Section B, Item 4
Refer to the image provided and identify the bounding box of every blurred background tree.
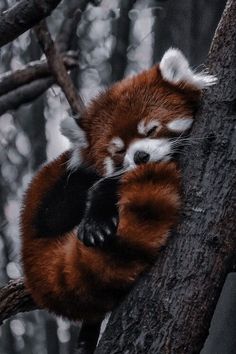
[0,0,229,353]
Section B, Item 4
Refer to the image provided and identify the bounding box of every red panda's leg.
[118,162,181,254]
[77,320,102,354]
[33,165,100,238]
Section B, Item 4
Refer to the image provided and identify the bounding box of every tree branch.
[0,77,54,116]
[34,20,86,116]
[0,0,62,48]
[96,0,236,353]
[0,278,37,325]
[0,52,78,96]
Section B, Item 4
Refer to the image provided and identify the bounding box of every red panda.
[20,49,215,347]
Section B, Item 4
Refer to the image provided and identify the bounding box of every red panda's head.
[61,49,216,176]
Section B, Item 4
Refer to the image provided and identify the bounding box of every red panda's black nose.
[134,151,150,165]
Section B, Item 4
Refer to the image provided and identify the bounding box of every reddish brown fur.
[21,153,180,322]
[21,64,200,322]
[81,66,200,174]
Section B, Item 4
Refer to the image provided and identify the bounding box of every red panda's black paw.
[77,215,118,248]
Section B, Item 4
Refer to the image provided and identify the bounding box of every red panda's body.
[22,150,180,322]
[20,49,215,326]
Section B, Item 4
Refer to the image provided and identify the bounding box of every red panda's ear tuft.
[60,117,89,170]
[60,117,88,147]
[159,48,217,89]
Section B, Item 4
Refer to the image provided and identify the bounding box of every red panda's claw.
[96,231,105,244]
[84,235,95,247]
[112,217,118,227]
[77,215,118,248]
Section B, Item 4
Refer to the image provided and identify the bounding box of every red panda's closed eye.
[146,125,158,137]
[116,148,126,155]
[60,48,216,176]
[138,120,162,137]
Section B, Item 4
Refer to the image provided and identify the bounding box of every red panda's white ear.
[159,48,217,89]
[60,117,88,147]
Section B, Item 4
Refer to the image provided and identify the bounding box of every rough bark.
[0,279,37,325]
[0,0,62,48]
[0,52,78,96]
[96,1,236,353]
[34,20,86,116]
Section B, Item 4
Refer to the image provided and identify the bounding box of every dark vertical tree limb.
[153,1,192,63]
[34,20,86,116]
[96,0,236,353]
[57,0,89,53]
[110,0,137,82]
[152,0,227,66]
[189,0,227,66]
[0,0,62,48]
[56,0,89,89]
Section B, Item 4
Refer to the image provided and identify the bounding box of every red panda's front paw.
[77,175,120,247]
[77,214,118,248]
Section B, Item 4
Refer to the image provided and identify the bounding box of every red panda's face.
[61,49,216,175]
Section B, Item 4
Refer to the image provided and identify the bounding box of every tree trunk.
[96,1,236,353]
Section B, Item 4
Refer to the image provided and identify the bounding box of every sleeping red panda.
[20,49,216,349]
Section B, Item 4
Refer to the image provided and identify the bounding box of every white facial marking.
[167,117,193,133]
[60,117,88,170]
[104,157,115,176]
[138,119,161,136]
[137,120,145,135]
[108,137,124,154]
[160,48,217,89]
[124,138,171,169]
